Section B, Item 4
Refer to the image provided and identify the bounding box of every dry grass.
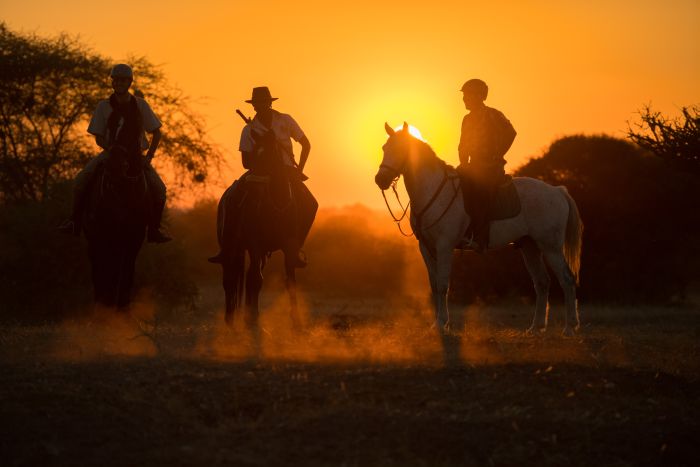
[1,296,699,466]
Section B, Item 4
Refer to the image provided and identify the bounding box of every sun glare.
[394,124,426,142]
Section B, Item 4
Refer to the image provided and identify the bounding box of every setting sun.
[1,2,700,465]
[3,1,697,209]
[393,124,426,142]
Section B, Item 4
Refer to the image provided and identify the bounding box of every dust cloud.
[48,291,160,361]
[34,204,631,369]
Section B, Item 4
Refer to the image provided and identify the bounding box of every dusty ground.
[1,296,699,466]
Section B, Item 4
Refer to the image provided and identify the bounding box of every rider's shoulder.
[272,110,293,121]
[485,106,508,120]
[95,99,111,111]
[133,95,154,110]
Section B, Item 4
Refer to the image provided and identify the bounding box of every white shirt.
[239,110,305,167]
[87,95,162,151]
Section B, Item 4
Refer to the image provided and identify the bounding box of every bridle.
[379,155,460,239]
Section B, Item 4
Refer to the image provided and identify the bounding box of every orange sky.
[3,0,699,208]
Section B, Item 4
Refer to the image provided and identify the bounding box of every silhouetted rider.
[209,86,317,267]
[58,64,171,243]
[457,78,516,251]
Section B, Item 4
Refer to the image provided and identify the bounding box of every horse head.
[104,145,145,182]
[375,122,414,190]
[250,128,284,176]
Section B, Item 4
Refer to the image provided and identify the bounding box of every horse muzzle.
[375,168,395,190]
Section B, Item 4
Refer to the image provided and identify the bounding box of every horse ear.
[402,122,409,132]
[385,122,395,136]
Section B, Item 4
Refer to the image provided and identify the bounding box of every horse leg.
[418,242,439,321]
[116,250,137,311]
[116,231,143,311]
[434,246,454,331]
[245,250,264,329]
[543,249,579,336]
[223,274,234,326]
[283,241,300,331]
[94,240,119,309]
[223,252,245,327]
[420,241,451,330]
[519,238,550,334]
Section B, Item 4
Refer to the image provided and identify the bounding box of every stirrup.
[57,219,80,236]
[460,231,484,253]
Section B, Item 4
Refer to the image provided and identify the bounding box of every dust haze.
[6,203,679,372]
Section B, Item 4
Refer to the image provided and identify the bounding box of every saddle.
[488,175,521,221]
[460,174,521,221]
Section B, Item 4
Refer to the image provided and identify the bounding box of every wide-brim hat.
[245,86,278,103]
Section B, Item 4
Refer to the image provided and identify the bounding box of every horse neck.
[403,149,447,212]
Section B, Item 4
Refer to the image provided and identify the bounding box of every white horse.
[375,123,583,336]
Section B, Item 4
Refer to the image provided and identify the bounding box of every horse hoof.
[562,326,575,337]
[431,321,450,333]
[525,326,544,336]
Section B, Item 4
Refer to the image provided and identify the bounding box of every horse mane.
[385,131,444,163]
[409,134,452,172]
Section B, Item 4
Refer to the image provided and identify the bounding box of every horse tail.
[559,186,583,285]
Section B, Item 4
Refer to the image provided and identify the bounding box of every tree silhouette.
[0,24,221,322]
[516,135,700,303]
[628,104,700,175]
[0,23,223,205]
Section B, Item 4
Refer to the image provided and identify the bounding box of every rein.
[413,171,460,235]
[380,162,460,239]
[381,179,413,236]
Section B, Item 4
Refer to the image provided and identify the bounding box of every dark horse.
[82,148,149,309]
[215,130,301,328]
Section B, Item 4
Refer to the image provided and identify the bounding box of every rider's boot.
[294,248,307,268]
[58,190,86,236]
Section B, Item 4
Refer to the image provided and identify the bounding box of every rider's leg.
[473,169,505,251]
[144,164,171,243]
[466,176,488,250]
[58,151,108,235]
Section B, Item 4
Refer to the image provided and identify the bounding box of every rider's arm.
[146,128,161,162]
[498,117,516,157]
[241,151,254,169]
[95,134,108,150]
[298,135,311,172]
[458,115,469,165]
